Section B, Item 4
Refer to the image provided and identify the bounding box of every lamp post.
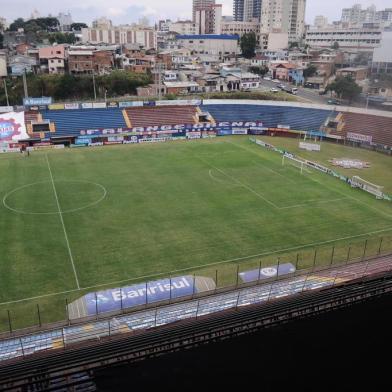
[92,71,97,101]
[3,79,9,106]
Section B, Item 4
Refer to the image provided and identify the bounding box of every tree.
[303,64,317,78]
[249,66,269,76]
[332,41,340,50]
[9,18,25,31]
[49,32,77,44]
[326,75,362,103]
[240,32,257,59]
[70,23,88,31]
[354,52,371,66]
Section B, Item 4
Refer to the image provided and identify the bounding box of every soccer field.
[1,136,392,330]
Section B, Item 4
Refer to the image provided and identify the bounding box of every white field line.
[230,139,392,216]
[1,226,392,306]
[279,197,349,210]
[198,155,279,209]
[304,169,392,220]
[45,154,80,289]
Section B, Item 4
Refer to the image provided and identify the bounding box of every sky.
[0,0,391,26]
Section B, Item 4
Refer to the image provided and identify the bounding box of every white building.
[0,17,8,31]
[266,32,289,51]
[341,4,392,29]
[306,27,382,51]
[92,17,113,29]
[314,15,328,29]
[221,20,259,38]
[169,21,198,35]
[57,12,73,31]
[82,26,157,50]
[229,71,260,90]
[371,31,392,73]
[260,0,306,43]
[176,34,239,57]
[0,53,7,77]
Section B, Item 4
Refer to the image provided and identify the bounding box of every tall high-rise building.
[233,0,262,22]
[192,0,216,22]
[195,4,222,34]
[260,0,306,43]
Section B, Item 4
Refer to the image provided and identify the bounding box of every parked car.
[270,88,279,93]
[278,84,285,90]
[263,76,272,81]
[272,79,280,83]
[327,99,340,105]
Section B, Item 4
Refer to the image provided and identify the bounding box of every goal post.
[282,154,306,174]
[350,176,384,199]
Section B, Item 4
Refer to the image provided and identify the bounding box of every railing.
[0,251,392,364]
[1,233,391,337]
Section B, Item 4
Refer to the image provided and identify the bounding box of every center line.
[45,154,80,289]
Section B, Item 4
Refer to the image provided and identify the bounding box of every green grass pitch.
[0,136,392,329]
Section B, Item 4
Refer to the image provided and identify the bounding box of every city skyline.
[1,0,391,26]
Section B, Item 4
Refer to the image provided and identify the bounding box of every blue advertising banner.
[79,121,263,137]
[85,275,196,315]
[23,97,53,106]
[239,263,296,283]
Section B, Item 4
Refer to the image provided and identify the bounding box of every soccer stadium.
[1,99,392,388]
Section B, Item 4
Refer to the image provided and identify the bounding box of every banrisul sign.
[23,97,52,106]
[84,276,196,315]
[79,121,263,136]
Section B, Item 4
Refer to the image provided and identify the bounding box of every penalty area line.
[45,154,80,290]
[2,226,392,306]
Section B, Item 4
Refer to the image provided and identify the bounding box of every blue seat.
[42,109,126,137]
[202,104,333,132]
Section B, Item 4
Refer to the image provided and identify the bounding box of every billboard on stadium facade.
[118,101,143,108]
[0,106,14,113]
[0,112,29,142]
[64,103,80,110]
[48,104,65,110]
[347,132,372,143]
[23,97,52,106]
[81,102,93,109]
[239,263,296,283]
[84,276,197,315]
[92,102,107,109]
[156,99,202,106]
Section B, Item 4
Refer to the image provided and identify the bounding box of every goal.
[282,154,308,174]
[350,176,384,199]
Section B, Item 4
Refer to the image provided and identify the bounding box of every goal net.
[350,176,384,199]
[282,154,309,174]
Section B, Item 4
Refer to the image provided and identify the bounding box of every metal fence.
[1,249,392,363]
[1,233,392,337]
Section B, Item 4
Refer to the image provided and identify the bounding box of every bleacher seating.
[41,108,127,137]
[125,106,198,128]
[202,104,334,132]
[333,112,392,147]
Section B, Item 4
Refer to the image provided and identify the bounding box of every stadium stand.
[202,104,333,132]
[41,108,127,136]
[335,112,392,146]
[124,105,199,128]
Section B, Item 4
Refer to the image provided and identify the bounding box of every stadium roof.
[176,34,239,40]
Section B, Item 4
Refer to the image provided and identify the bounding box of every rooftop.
[176,34,239,40]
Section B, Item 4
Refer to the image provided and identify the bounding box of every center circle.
[3,180,107,215]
